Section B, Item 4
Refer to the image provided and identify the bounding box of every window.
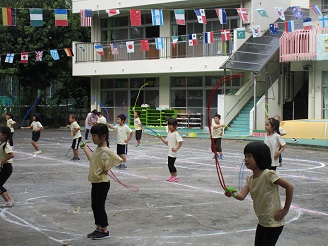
[323,0,328,12]
[322,72,328,118]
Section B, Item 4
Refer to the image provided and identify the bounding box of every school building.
[71,0,327,138]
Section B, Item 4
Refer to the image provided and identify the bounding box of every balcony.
[74,34,232,63]
[280,28,328,62]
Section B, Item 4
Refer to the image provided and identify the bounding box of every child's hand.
[224,191,234,197]
[274,152,280,159]
[274,208,288,221]
[172,148,178,152]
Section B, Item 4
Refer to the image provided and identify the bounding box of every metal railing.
[75,34,233,63]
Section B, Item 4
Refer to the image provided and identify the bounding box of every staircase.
[224,99,254,137]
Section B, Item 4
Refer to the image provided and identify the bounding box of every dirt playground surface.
[0,129,327,246]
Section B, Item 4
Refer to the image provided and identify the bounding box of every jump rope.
[207,74,244,193]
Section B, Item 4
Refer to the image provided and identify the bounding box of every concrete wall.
[281,119,328,139]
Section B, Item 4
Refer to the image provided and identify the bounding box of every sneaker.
[71,157,80,161]
[167,176,175,182]
[92,230,110,240]
[212,154,219,159]
[34,150,42,155]
[115,163,122,169]
[121,163,128,169]
[219,155,224,160]
[173,177,179,182]
[87,229,99,238]
[1,200,14,207]
[136,144,141,148]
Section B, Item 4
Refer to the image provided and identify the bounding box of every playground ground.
[0,129,327,246]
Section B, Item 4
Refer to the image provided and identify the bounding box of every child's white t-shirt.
[264,133,286,167]
[166,131,183,158]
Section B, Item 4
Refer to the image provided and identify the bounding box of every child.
[264,117,286,170]
[96,112,107,124]
[225,142,293,246]
[21,113,43,154]
[133,111,143,147]
[67,114,82,161]
[0,126,15,207]
[274,115,286,166]
[5,112,16,149]
[158,118,183,182]
[81,123,122,240]
[85,109,98,141]
[211,113,225,159]
[108,114,133,169]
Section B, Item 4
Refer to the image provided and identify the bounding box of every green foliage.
[0,0,91,109]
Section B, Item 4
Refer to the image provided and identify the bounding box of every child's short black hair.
[97,112,103,116]
[0,126,11,150]
[33,113,41,122]
[244,142,271,170]
[91,109,98,114]
[213,113,221,119]
[70,114,77,120]
[90,123,109,147]
[167,118,178,126]
[117,114,126,123]
[135,111,141,117]
[5,112,13,118]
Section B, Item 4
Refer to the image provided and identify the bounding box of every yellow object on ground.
[280,119,328,139]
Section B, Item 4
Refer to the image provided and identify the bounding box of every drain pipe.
[253,72,258,130]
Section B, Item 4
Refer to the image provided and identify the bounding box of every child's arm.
[80,143,92,160]
[21,126,32,129]
[274,178,294,221]
[274,144,286,160]
[72,127,80,136]
[172,141,183,152]
[225,185,249,201]
[125,132,133,143]
[1,152,14,167]
[158,134,168,145]
[108,124,115,129]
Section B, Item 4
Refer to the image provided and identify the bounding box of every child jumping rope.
[225,142,293,246]
[67,114,82,161]
[81,123,122,240]
[264,117,286,170]
[133,111,143,147]
[158,118,183,182]
[5,112,16,149]
[211,113,225,159]
[21,113,43,155]
[0,126,15,207]
[108,114,133,169]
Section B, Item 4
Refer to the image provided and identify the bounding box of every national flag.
[35,51,43,61]
[155,38,164,50]
[252,25,261,38]
[285,21,294,33]
[220,29,231,41]
[21,52,28,63]
[275,7,285,21]
[64,48,74,57]
[292,6,304,19]
[30,8,43,26]
[130,10,141,26]
[215,8,227,24]
[110,43,119,54]
[171,36,179,47]
[236,28,246,39]
[269,23,279,35]
[5,53,14,63]
[106,9,120,17]
[319,15,328,28]
[94,44,104,55]
[50,50,60,60]
[303,18,312,30]
[126,41,135,53]
[174,9,185,25]
[310,5,322,16]
[2,8,13,26]
[204,31,214,44]
[54,9,68,26]
[256,8,269,18]
[236,8,249,22]
[194,9,207,24]
[141,39,150,51]
[151,9,163,26]
[188,34,197,46]
[80,9,92,26]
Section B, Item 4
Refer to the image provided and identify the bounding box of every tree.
[0,0,90,111]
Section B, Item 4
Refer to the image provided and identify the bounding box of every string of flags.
[0,5,325,28]
[0,48,73,64]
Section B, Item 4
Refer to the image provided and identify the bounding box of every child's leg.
[9,132,14,147]
[168,156,178,177]
[85,129,89,140]
[0,192,11,202]
[121,154,127,163]
[91,182,110,232]
[217,138,223,156]
[0,163,13,202]
[31,141,39,151]
[136,130,142,145]
[73,149,79,158]
[255,223,283,246]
